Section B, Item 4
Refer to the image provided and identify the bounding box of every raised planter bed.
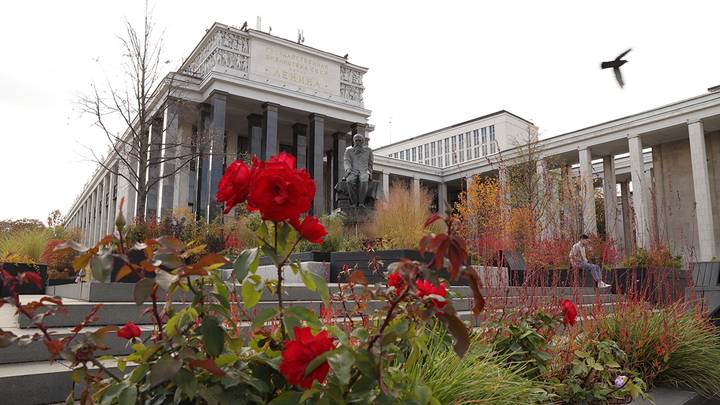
[258,251,330,266]
[48,278,76,286]
[0,262,48,296]
[329,249,470,284]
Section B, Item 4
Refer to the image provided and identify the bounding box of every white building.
[374,111,537,168]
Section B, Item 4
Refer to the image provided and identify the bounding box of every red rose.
[280,326,334,388]
[247,153,315,222]
[560,299,577,327]
[216,160,253,214]
[117,322,142,340]
[387,272,405,290]
[290,216,327,244]
[415,279,448,309]
[19,271,42,289]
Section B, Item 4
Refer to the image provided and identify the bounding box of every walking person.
[570,234,611,289]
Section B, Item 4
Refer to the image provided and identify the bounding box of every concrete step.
[0,324,153,365]
[4,292,621,329]
[0,359,125,405]
[47,282,612,302]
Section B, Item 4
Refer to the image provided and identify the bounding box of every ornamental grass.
[0,227,52,263]
[594,301,720,398]
[369,182,439,249]
[405,328,552,404]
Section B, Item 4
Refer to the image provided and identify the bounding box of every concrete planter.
[0,262,48,296]
[258,251,330,266]
[692,261,720,288]
[329,249,471,284]
[47,278,76,286]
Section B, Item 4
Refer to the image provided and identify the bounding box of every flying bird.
[601,48,632,88]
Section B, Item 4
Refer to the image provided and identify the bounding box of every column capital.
[292,123,308,132]
[308,113,325,122]
[687,118,703,126]
[247,113,262,126]
[351,122,368,133]
[262,102,279,112]
[209,91,228,101]
[627,132,641,139]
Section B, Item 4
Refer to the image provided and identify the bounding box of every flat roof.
[374,110,535,151]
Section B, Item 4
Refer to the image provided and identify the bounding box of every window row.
[388,125,496,167]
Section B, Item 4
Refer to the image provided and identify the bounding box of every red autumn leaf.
[423,213,442,229]
[348,270,368,286]
[190,358,226,377]
[115,265,134,282]
[44,338,65,359]
[461,267,485,315]
[19,271,42,289]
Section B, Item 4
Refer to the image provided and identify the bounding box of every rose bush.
[0,153,486,404]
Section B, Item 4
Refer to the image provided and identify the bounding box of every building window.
[489,125,496,154]
[431,157,436,166]
[431,141,436,158]
[412,147,416,162]
[400,150,405,160]
[465,132,472,160]
[481,127,488,156]
[458,135,464,162]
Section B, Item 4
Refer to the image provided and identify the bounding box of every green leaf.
[133,277,155,305]
[174,368,197,400]
[201,316,225,358]
[233,247,260,281]
[284,316,301,338]
[311,272,329,304]
[118,385,137,405]
[90,253,112,282]
[253,307,279,329]
[150,355,183,387]
[574,350,590,359]
[300,269,317,291]
[286,306,322,328]
[328,349,354,386]
[269,391,303,405]
[242,275,263,308]
[129,363,149,383]
[155,270,179,291]
[304,349,334,377]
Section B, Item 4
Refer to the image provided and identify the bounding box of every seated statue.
[334,134,381,212]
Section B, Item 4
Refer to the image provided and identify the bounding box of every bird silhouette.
[343,53,349,60]
[240,21,248,31]
[601,48,632,88]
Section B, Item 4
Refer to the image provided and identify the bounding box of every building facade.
[65,22,371,245]
[64,22,720,264]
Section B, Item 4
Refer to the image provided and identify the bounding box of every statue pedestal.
[341,206,374,226]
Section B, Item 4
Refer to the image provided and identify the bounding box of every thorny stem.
[150,284,164,340]
[274,221,286,340]
[91,358,122,382]
[345,285,410,397]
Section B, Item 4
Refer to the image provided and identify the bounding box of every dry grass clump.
[368,182,440,249]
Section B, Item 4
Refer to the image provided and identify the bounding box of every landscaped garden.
[1,153,719,404]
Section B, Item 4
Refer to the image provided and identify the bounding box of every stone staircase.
[0,282,621,404]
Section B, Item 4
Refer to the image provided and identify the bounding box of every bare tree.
[79,5,201,222]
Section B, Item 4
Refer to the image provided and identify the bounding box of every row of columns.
[66,169,118,246]
[565,120,716,261]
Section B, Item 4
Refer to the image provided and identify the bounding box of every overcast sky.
[1,0,719,223]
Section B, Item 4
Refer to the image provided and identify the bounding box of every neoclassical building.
[65,22,371,244]
[65,22,720,263]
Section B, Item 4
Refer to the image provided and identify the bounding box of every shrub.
[370,182,438,249]
[405,328,551,404]
[41,239,77,276]
[594,302,720,398]
[623,246,682,269]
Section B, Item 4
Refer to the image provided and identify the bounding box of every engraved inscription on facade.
[258,44,331,92]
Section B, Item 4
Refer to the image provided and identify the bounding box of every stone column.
[99,174,110,239]
[208,94,227,221]
[308,115,325,215]
[146,117,163,219]
[332,132,347,210]
[536,159,549,239]
[107,171,117,234]
[412,177,421,196]
[196,107,211,220]
[619,181,633,255]
[172,122,191,212]
[688,120,717,261]
[89,189,96,245]
[438,182,448,214]
[247,114,263,159]
[602,155,619,243]
[96,183,104,242]
[628,134,650,249]
[578,148,597,234]
[382,172,390,201]
[262,103,279,159]
[292,123,308,170]
[158,102,180,218]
